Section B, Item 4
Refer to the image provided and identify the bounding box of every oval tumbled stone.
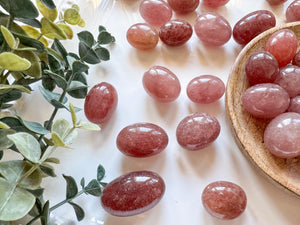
[101,171,165,217]
[116,123,168,157]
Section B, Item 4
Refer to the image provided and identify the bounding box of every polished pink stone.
[176,112,220,151]
[292,51,300,67]
[139,0,172,27]
[202,0,230,8]
[159,19,193,46]
[186,75,225,104]
[84,82,118,124]
[245,51,279,85]
[101,171,165,217]
[275,65,300,97]
[142,65,181,103]
[266,0,287,4]
[116,123,168,158]
[264,112,300,158]
[288,96,300,113]
[194,12,232,46]
[126,23,158,50]
[286,0,300,22]
[167,0,199,14]
[233,10,276,45]
[265,29,298,67]
[202,181,247,220]
[242,83,290,118]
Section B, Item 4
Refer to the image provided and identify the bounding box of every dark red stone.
[167,0,199,14]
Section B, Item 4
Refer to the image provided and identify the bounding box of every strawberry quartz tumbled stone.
[139,0,172,27]
[116,123,168,158]
[126,23,158,50]
[292,51,300,67]
[202,181,247,220]
[202,0,230,8]
[288,96,300,113]
[84,82,118,124]
[159,20,193,46]
[266,0,288,5]
[265,29,298,67]
[264,112,300,158]
[186,75,225,104]
[142,65,181,103]
[176,112,220,151]
[101,171,165,217]
[194,12,232,46]
[167,0,199,14]
[286,0,300,22]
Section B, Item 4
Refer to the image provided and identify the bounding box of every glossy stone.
[264,112,300,158]
[292,51,300,67]
[233,10,276,45]
[245,51,279,85]
[143,66,181,103]
[265,29,298,67]
[194,12,232,46]
[101,171,165,217]
[126,23,158,50]
[139,0,172,26]
[159,19,193,46]
[84,82,118,124]
[266,0,287,4]
[116,123,168,158]
[202,0,230,8]
[242,83,290,118]
[288,96,300,113]
[176,112,220,151]
[167,0,199,14]
[286,0,300,22]
[202,181,247,220]
[186,75,225,104]
[275,65,300,97]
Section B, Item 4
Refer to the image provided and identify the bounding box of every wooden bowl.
[225,22,300,197]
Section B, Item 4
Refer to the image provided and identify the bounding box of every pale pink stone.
[101,171,165,217]
[266,0,287,5]
[194,12,232,46]
[143,65,181,103]
[288,96,300,113]
[242,83,290,118]
[286,0,300,22]
[202,0,230,8]
[187,75,225,104]
[176,112,220,151]
[202,181,247,220]
[264,112,300,158]
[139,0,172,27]
[275,65,300,97]
[167,0,199,14]
[116,123,168,158]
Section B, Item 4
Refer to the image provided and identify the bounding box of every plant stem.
[36,34,43,41]
[1,71,10,84]
[18,163,40,186]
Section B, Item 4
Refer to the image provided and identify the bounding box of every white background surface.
[9,0,300,224]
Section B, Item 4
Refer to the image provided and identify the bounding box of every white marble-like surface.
[9,0,300,224]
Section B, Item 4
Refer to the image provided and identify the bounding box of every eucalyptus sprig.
[0,0,115,224]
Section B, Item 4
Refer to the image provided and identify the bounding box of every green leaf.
[21,26,48,46]
[0,129,15,150]
[16,116,49,135]
[14,50,42,78]
[51,131,68,148]
[0,151,2,160]
[39,86,68,106]
[0,121,10,129]
[98,25,106,33]
[84,179,102,196]
[44,70,67,89]
[0,178,35,221]
[7,132,41,163]
[63,175,78,199]
[77,31,94,47]
[67,73,88,99]
[0,89,22,104]
[69,202,85,221]
[79,42,100,64]
[95,47,110,61]
[0,117,28,133]
[67,81,87,92]
[27,188,44,197]
[0,220,10,225]
[0,84,31,94]
[44,157,60,164]
[64,8,81,25]
[58,23,73,39]
[0,52,31,71]
[51,39,68,63]
[39,0,56,9]
[80,178,85,189]
[48,54,64,73]
[1,25,16,49]
[72,61,89,75]
[69,103,77,126]
[36,0,58,21]
[41,17,67,40]
[13,32,45,53]
[50,99,68,109]
[41,201,50,225]
[51,119,71,140]
[98,31,115,45]
[97,165,105,181]
[0,0,39,19]
[39,163,56,177]
[15,18,41,28]
[76,121,100,131]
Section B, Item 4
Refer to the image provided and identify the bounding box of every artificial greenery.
[0,0,115,224]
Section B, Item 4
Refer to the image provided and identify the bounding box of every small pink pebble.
[176,112,220,151]
[292,51,300,67]
[187,75,225,104]
[202,0,230,8]
[202,181,247,220]
[139,0,172,27]
[167,0,199,14]
[242,83,290,119]
[101,171,165,217]
[159,19,193,46]
[266,0,287,5]
[143,65,181,103]
[264,112,300,158]
[265,29,298,67]
[288,96,300,113]
[126,23,158,50]
[286,0,300,22]
[116,123,168,158]
[274,65,300,98]
[194,12,232,46]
